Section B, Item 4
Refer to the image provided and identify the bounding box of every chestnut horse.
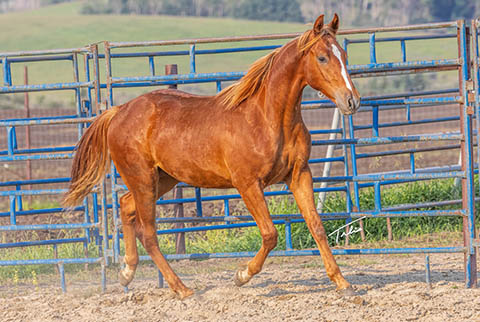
[64,14,360,299]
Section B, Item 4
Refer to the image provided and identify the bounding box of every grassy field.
[0,1,461,107]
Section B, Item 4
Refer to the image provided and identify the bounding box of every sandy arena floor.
[2,249,480,322]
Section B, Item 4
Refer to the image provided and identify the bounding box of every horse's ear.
[328,13,340,34]
[313,15,324,35]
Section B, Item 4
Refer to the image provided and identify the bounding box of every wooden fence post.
[165,64,186,254]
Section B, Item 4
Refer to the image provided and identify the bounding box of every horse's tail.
[63,106,119,207]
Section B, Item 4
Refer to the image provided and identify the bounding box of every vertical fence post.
[457,20,477,288]
[101,179,110,266]
[369,33,377,64]
[58,262,66,293]
[91,44,102,114]
[425,255,432,288]
[285,219,293,251]
[72,52,83,139]
[104,41,113,108]
[189,44,196,74]
[317,108,340,213]
[111,165,120,264]
[165,64,186,254]
[348,115,362,239]
[24,66,32,198]
[472,19,480,201]
[3,56,11,86]
[9,195,16,225]
[84,51,93,118]
[149,56,155,76]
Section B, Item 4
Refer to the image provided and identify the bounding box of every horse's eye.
[318,56,328,63]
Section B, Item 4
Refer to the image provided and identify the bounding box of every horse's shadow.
[250,268,464,298]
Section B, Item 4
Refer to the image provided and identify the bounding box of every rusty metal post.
[457,21,477,287]
[359,219,365,242]
[165,64,186,254]
[90,44,102,114]
[386,218,393,241]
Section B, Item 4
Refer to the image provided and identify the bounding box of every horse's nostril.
[347,98,353,109]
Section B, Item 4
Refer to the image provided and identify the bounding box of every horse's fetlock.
[124,255,138,268]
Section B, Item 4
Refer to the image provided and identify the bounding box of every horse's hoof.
[118,270,134,287]
[233,269,251,287]
[337,285,357,297]
[176,288,195,300]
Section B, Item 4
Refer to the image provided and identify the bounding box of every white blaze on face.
[331,44,353,92]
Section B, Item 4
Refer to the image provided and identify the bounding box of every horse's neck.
[257,42,305,130]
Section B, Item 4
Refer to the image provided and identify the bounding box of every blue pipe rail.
[139,246,466,262]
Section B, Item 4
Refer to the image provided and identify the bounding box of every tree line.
[79,0,480,25]
[1,0,478,25]
[80,0,304,22]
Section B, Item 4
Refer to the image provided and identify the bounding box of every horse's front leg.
[234,181,278,286]
[286,164,353,294]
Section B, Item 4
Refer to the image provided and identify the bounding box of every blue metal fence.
[102,19,478,287]
[0,45,107,292]
[1,19,479,291]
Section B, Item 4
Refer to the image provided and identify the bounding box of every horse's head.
[300,14,360,115]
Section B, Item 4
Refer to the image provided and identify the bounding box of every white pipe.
[454,150,462,188]
[317,107,341,212]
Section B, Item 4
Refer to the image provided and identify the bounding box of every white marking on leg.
[331,44,353,92]
[122,259,136,280]
[238,267,251,282]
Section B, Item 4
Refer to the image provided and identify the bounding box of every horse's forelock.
[297,27,336,54]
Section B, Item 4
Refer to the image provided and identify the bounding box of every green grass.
[0,1,460,107]
[155,178,465,256]
[274,178,463,249]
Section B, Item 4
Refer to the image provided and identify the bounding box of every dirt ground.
[1,249,480,322]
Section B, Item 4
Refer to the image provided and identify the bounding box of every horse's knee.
[262,228,278,251]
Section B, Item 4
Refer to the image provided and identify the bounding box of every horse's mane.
[217,49,279,110]
[217,27,334,110]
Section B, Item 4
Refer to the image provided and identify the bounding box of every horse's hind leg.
[118,192,138,286]
[234,181,278,286]
[117,191,160,287]
[122,169,192,299]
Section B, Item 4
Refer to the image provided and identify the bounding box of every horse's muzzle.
[348,95,360,113]
[338,94,360,115]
